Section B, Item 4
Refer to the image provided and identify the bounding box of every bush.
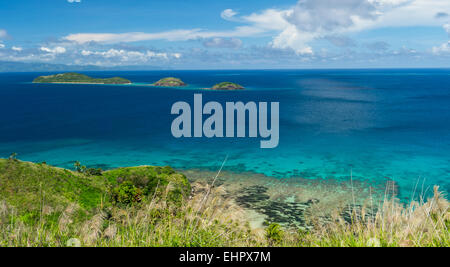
[265,223,284,245]
[85,168,103,176]
[111,181,142,205]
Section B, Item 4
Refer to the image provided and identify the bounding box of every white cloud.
[67,0,81,3]
[444,23,450,35]
[287,0,379,32]
[242,9,292,31]
[0,29,7,38]
[203,37,242,48]
[66,30,202,44]
[61,0,450,55]
[0,43,5,49]
[79,48,182,65]
[432,41,450,54]
[40,46,67,54]
[221,9,238,21]
[64,27,267,44]
[12,46,23,52]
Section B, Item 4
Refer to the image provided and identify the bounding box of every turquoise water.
[0,70,449,201]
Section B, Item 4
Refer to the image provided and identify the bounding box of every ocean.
[1,69,449,202]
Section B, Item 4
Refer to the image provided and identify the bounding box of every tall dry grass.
[297,186,449,247]
[0,181,448,247]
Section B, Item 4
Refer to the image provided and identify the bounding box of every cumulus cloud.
[12,46,23,52]
[62,0,450,55]
[0,43,5,49]
[4,0,450,66]
[66,30,205,44]
[432,41,450,54]
[41,46,67,54]
[432,24,450,54]
[221,9,238,21]
[202,37,242,48]
[444,23,450,35]
[286,0,378,32]
[78,48,182,66]
[67,0,81,3]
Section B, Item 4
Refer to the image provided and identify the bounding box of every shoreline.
[0,158,448,247]
[180,168,394,229]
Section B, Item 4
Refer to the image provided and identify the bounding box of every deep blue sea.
[1,69,449,201]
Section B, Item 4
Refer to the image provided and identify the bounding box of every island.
[151,77,186,87]
[210,82,244,90]
[33,72,132,84]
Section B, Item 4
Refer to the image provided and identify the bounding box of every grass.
[0,158,448,247]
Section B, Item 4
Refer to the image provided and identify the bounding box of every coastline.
[0,158,448,247]
[180,168,392,229]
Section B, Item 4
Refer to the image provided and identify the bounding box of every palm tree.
[74,161,81,172]
[9,152,17,161]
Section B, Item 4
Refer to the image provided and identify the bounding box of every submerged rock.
[235,185,319,229]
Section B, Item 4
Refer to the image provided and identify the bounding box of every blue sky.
[0,0,450,69]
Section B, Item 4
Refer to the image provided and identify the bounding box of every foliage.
[211,82,244,90]
[85,168,103,176]
[152,77,186,87]
[265,223,284,245]
[111,181,142,205]
[103,166,190,204]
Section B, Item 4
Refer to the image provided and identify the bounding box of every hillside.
[0,158,448,247]
[0,159,189,221]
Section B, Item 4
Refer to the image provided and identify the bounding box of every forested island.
[210,82,244,90]
[151,77,186,87]
[33,72,132,84]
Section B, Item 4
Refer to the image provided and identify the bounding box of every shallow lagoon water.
[0,69,449,203]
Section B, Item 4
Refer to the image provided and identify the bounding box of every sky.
[0,0,450,69]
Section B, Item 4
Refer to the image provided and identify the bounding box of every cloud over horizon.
[1,0,450,68]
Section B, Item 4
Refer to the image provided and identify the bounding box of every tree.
[74,161,82,172]
[9,152,17,161]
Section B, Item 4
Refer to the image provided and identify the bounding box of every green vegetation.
[0,158,448,247]
[265,223,284,246]
[211,82,244,90]
[151,77,186,87]
[33,73,132,84]
[103,166,191,205]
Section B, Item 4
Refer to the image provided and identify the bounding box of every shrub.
[265,223,284,245]
[85,168,103,176]
[111,181,142,205]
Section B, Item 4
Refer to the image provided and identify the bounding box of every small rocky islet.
[150,77,187,87]
[209,82,245,90]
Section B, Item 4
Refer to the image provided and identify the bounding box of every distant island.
[33,72,132,84]
[210,82,244,90]
[151,77,186,87]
